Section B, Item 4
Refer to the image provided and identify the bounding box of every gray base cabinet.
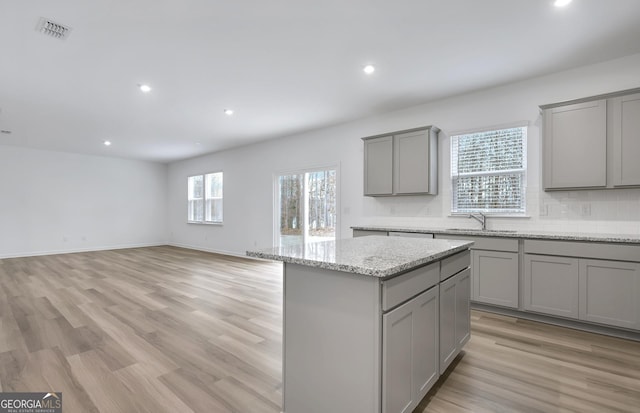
[524,239,640,331]
[282,249,471,413]
[439,268,471,374]
[523,254,579,318]
[579,259,640,330]
[383,286,439,413]
[472,250,519,308]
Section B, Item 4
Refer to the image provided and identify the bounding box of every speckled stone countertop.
[352,226,640,244]
[246,236,473,278]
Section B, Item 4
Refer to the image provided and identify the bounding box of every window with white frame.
[188,172,223,223]
[451,126,527,214]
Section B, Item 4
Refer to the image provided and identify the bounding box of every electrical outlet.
[581,204,591,216]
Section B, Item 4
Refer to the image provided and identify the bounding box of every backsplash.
[358,187,640,235]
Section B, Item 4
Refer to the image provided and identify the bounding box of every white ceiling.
[1,0,640,163]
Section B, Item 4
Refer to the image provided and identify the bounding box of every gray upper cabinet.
[363,126,438,196]
[543,99,607,190]
[363,135,393,195]
[541,87,640,191]
[612,92,640,187]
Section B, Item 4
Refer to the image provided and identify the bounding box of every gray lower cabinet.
[523,254,579,319]
[439,268,471,374]
[472,250,519,308]
[383,286,439,413]
[579,259,640,330]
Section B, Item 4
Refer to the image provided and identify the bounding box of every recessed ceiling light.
[224,109,234,116]
[554,0,572,7]
[138,84,152,93]
[103,140,112,146]
[363,65,376,75]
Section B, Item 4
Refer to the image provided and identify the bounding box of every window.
[188,172,223,223]
[451,126,526,214]
[276,168,337,247]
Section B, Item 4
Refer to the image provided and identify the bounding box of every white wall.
[0,146,168,258]
[168,53,640,256]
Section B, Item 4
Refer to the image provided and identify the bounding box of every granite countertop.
[246,236,473,278]
[351,226,640,244]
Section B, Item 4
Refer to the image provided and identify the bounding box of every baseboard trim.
[0,242,167,259]
[167,242,258,260]
[472,302,640,342]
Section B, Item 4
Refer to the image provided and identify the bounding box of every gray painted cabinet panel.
[612,92,640,187]
[439,268,471,374]
[543,99,607,189]
[363,126,438,196]
[383,285,439,413]
[523,254,579,319]
[579,259,640,330]
[394,130,431,194]
[472,250,519,308]
[363,135,393,195]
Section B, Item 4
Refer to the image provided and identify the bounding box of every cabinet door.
[455,268,471,349]
[364,136,393,195]
[579,259,640,330]
[472,250,519,308]
[440,269,471,374]
[382,287,439,413]
[543,100,607,189]
[523,254,579,319]
[612,93,640,187]
[394,130,430,194]
[412,286,440,403]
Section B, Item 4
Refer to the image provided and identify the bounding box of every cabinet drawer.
[435,234,518,252]
[382,262,439,311]
[524,239,640,262]
[440,250,470,281]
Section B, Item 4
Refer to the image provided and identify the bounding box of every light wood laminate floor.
[0,246,639,412]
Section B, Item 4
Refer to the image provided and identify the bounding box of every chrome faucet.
[469,212,487,230]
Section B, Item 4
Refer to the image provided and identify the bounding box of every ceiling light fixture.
[554,0,572,7]
[103,140,112,146]
[224,109,234,116]
[138,84,152,93]
[363,65,376,74]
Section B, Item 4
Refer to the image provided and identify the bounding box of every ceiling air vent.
[37,17,72,40]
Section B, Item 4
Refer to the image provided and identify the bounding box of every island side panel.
[283,263,382,413]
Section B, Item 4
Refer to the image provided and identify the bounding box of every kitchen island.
[247,236,473,413]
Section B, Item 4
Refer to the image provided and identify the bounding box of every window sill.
[187,221,223,226]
